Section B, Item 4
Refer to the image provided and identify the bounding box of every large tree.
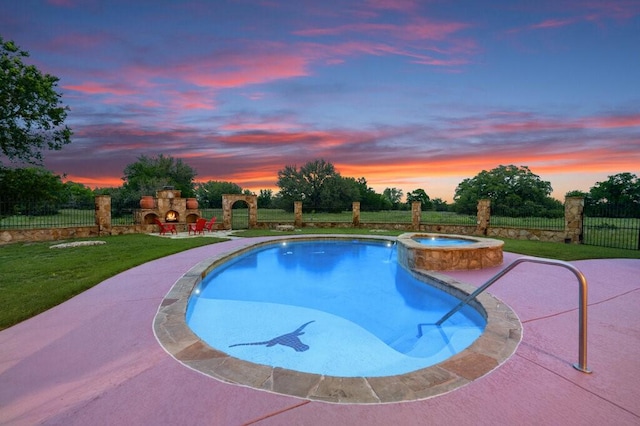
[276,159,357,212]
[587,172,639,215]
[453,165,562,216]
[382,187,404,209]
[122,154,197,198]
[0,37,72,164]
[406,188,432,210]
[195,180,242,208]
[0,166,66,215]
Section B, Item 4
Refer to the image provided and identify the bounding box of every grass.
[0,234,226,330]
[499,238,640,261]
[1,229,638,331]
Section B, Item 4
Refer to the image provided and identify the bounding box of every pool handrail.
[433,256,592,374]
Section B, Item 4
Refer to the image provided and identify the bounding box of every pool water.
[186,240,486,377]
[413,237,474,246]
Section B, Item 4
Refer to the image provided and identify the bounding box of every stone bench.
[275,224,295,231]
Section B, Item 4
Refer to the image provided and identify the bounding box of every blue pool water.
[186,240,486,377]
[414,237,474,246]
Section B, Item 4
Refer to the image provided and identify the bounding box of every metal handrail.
[433,256,592,373]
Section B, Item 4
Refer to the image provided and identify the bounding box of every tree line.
[2,155,639,219]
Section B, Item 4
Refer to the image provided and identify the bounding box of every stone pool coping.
[153,235,522,404]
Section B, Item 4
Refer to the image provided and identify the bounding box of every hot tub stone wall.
[397,233,504,271]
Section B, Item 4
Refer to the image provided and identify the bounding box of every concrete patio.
[1,237,639,425]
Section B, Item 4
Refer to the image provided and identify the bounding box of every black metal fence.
[0,198,96,229]
[420,211,476,226]
[489,205,564,230]
[583,204,640,250]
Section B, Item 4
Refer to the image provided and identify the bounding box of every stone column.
[248,195,258,228]
[564,196,585,244]
[94,195,111,235]
[294,201,303,227]
[476,199,491,235]
[411,201,421,231]
[222,196,232,229]
[352,201,361,227]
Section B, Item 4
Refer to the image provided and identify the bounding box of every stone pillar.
[94,195,111,235]
[222,196,232,230]
[476,199,491,235]
[411,201,421,231]
[352,201,361,227]
[564,196,585,244]
[294,201,303,227]
[248,195,258,229]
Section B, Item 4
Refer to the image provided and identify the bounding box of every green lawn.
[1,230,638,331]
[0,234,226,330]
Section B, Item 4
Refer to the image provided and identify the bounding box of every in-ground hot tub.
[397,233,504,271]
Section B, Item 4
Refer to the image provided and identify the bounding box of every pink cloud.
[296,18,469,41]
[529,18,579,30]
[508,0,640,34]
[179,49,310,89]
[63,81,139,96]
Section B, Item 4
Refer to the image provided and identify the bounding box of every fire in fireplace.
[165,210,179,222]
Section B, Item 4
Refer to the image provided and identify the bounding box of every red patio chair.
[189,218,207,235]
[204,216,217,232]
[154,218,177,235]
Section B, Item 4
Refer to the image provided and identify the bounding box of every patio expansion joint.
[514,348,640,420]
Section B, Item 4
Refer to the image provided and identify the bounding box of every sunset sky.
[2,0,639,202]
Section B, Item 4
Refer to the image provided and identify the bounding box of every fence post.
[564,196,585,244]
[294,201,303,227]
[94,195,112,236]
[352,201,360,227]
[476,199,491,235]
[411,201,421,231]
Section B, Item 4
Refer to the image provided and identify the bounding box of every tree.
[194,180,242,208]
[61,181,94,207]
[276,159,346,211]
[431,198,449,212]
[122,154,196,198]
[257,189,273,208]
[318,176,360,213]
[453,165,562,217]
[587,172,640,215]
[353,177,387,211]
[406,188,432,210]
[0,166,66,215]
[1,37,72,164]
[382,187,404,209]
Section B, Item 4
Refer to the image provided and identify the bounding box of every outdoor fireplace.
[136,189,200,228]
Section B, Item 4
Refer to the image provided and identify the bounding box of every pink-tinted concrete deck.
[1,237,639,425]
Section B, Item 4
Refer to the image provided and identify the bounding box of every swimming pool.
[154,235,522,403]
[186,240,486,377]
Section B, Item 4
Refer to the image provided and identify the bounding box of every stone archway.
[222,194,257,229]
